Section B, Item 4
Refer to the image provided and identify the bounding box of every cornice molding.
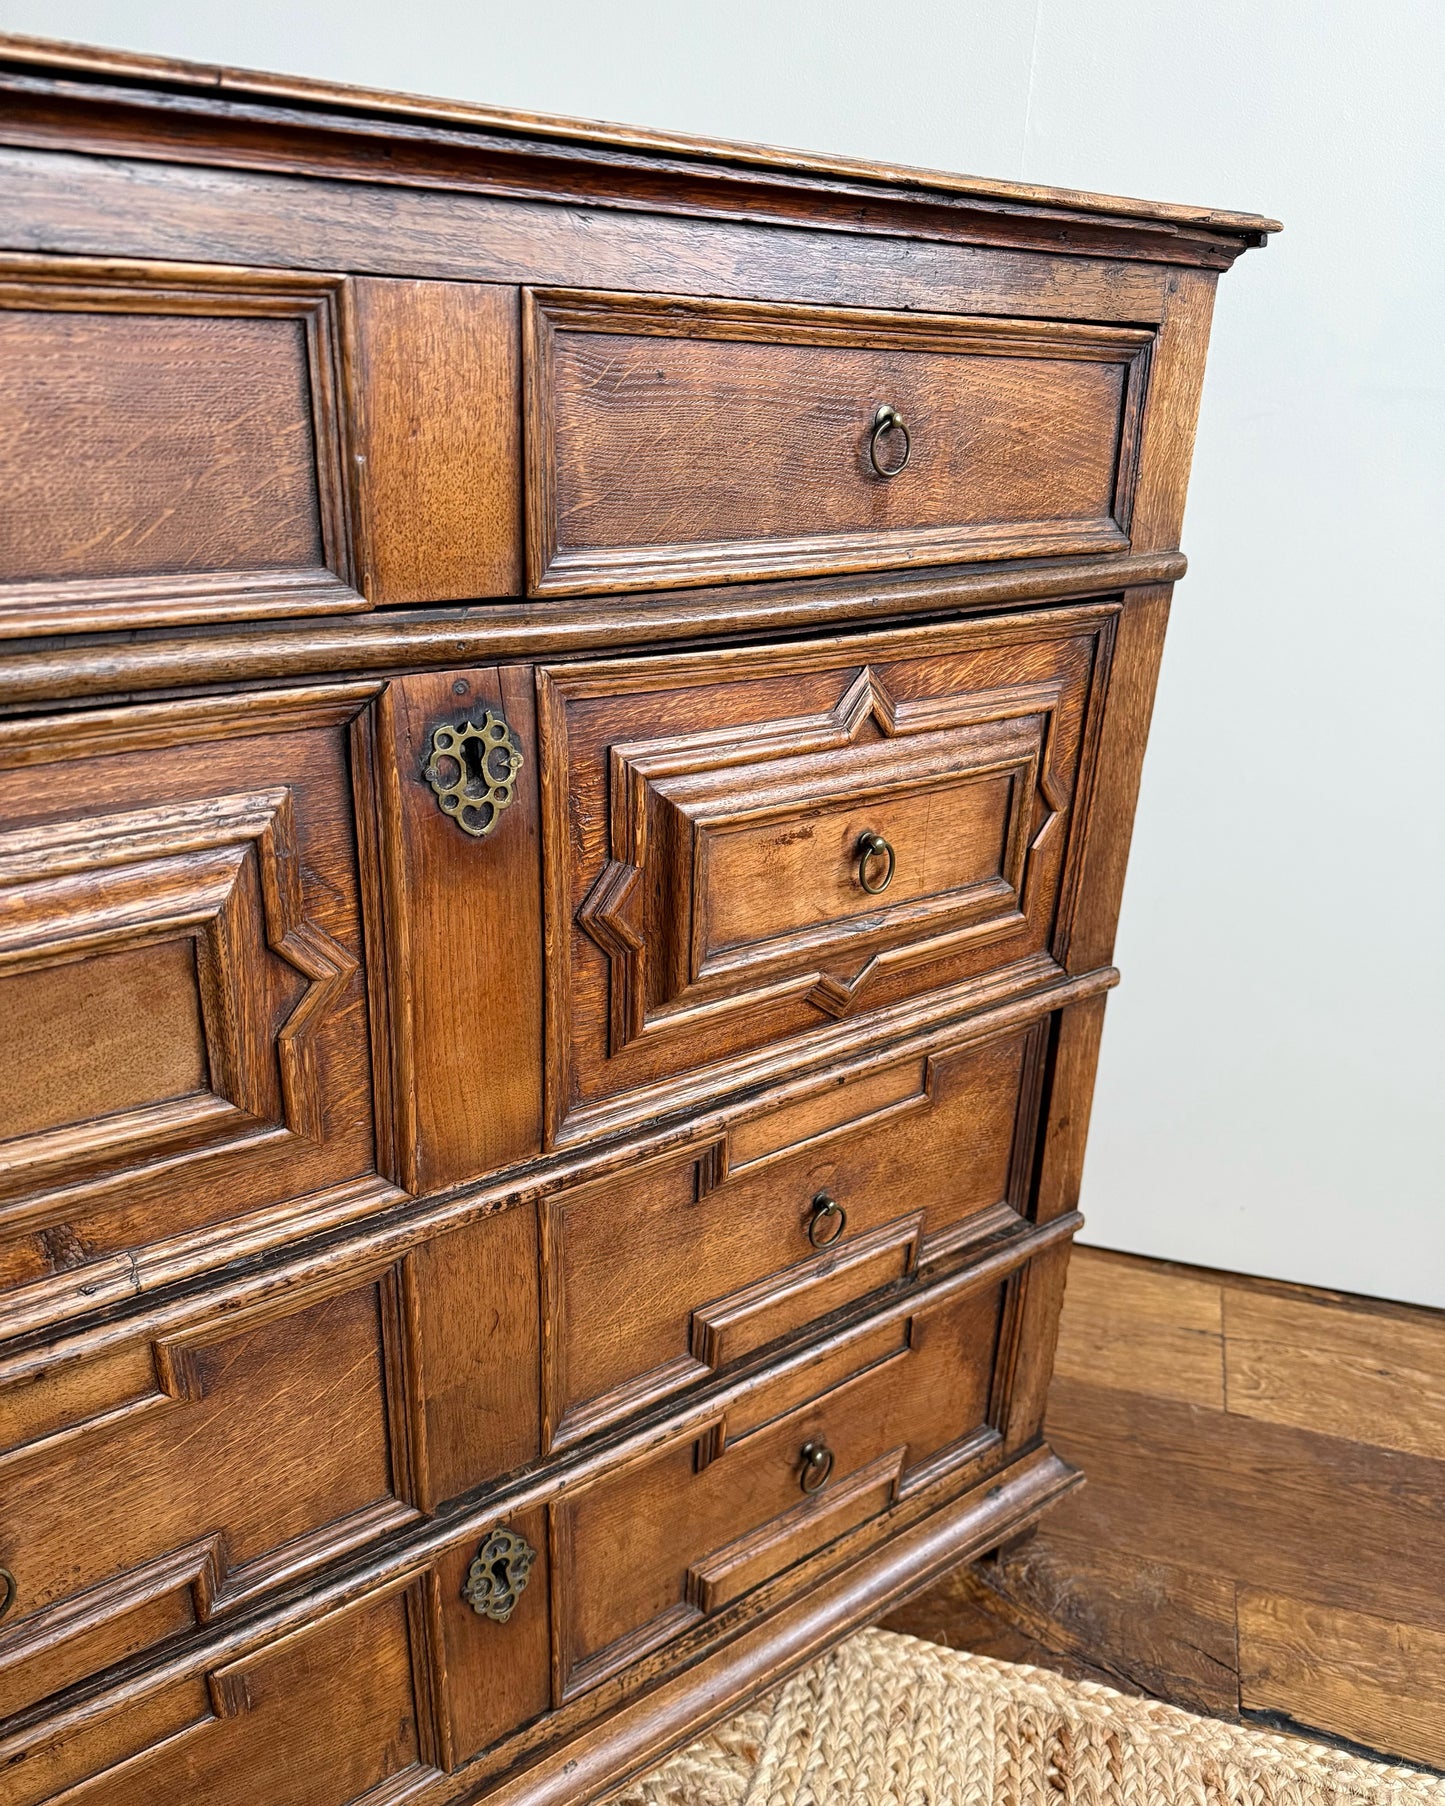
[0,33,1280,269]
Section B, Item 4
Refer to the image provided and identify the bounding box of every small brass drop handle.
[807,1192,847,1248]
[856,830,895,894]
[0,1568,15,1623]
[868,403,911,477]
[799,1441,835,1494]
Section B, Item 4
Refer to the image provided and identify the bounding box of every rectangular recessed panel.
[527,291,1152,593]
[0,309,323,582]
[0,1274,411,1716]
[702,768,1016,957]
[0,940,207,1144]
[0,688,380,1323]
[4,1585,433,1806]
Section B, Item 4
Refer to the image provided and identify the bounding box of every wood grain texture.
[892,1248,1445,1773]
[0,257,361,636]
[0,551,1187,714]
[551,1279,1006,1701]
[891,1532,1239,1718]
[1051,1375,1445,1630]
[1224,1285,1445,1461]
[538,605,1116,1148]
[406,1203,543,1511]
[434,1504,553,1767]
[0,1578,440,1806]
[1238,1591,1445,1770]
[1055,1245,1224,1406]
[359,665,544,1194]
[0,1269,417,1719]
[0,685,389,1332]
[0,49,1268,1806]
[526,291,1149,594]
[348,277,522,604]
[540,1022,1042,1449]
[0,32,1279,245]
[3,1440,1076,1806]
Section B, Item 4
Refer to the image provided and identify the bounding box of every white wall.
[3,0,1441,1306]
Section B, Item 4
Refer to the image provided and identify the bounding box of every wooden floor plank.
[891,1524,1240,1717]
[882,1561,1125,1692]
[1056,1247,1224,1408]
[1238,1589,1445,1770]
[901,1249,1445,1765]
[1045,1375,1445,1632]
[1224,1286,1445,1462]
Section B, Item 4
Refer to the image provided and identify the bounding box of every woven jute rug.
[607,1629,1444,1806]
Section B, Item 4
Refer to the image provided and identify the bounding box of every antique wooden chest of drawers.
[0,33,1275,1806]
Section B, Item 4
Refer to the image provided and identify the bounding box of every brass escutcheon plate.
[462,1526,536,1622]
[423,710,524,838]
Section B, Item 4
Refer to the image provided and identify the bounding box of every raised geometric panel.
[542,609,1114,1145]
[0,1267,420,1720]
[0,788,355,1207]
[0,686,392,1332]
[577,666,1052,1051]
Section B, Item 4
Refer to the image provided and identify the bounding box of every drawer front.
[550,1275,1009,1701]
[539,607,1112,1142]
[525,290,1152,595]
[0,1579,442,1806]
[0,687,387,1326]
[0,259,520,635]
[0,1195,550,1718]
[0,1269,418,1718]
[0,261,361,635]
[541,1021,1045,1448]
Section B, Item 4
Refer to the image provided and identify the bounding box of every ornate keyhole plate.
[462,1526,536,1622]
[423,710,524,839]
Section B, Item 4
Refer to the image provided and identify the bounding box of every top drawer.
[524,291,1153,595]
[0,260,520,636]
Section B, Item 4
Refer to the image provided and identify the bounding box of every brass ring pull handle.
[799,1441,835,1494]
[0,1568,15,1623]
[807,1192,847,1248]
[856,830,895,894]
[868,403,911,477]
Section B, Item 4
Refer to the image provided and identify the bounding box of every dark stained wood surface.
[0,39,1270,1806]
[552,1275,1008,1700]
[0,259,361,636]
[540,1021,1044,1449]
[886,1247,1445,1772]
[0,686,391,1328]
[0,1579,439,1806]
[0,551,1186,716]
[0,1271,416,1718]
[359,664,544,1194]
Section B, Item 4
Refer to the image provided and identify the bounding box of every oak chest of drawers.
[0,34,1276,1806]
